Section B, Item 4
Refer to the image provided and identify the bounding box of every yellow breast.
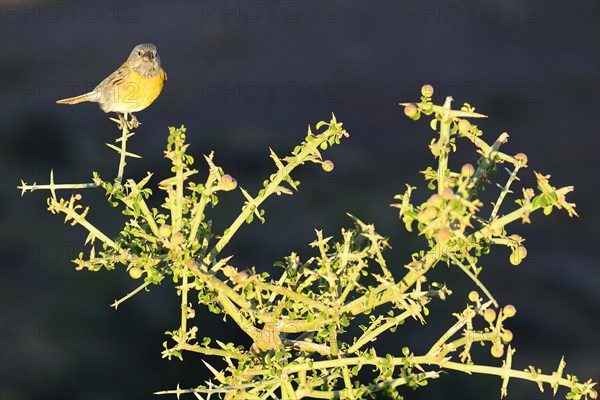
[111,67,166,113]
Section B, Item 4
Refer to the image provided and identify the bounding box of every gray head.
[127,43,161,77]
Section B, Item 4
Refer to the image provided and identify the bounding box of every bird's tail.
[56,92,96,105]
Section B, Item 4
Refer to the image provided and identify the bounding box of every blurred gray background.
[1,1,598,399]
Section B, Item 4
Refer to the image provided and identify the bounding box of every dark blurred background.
[1,1,598,399]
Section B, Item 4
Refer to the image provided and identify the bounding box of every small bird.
[56,43,167,128]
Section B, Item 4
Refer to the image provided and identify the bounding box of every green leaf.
[316,121,328,130]
[430,118,438,131]
[533,190,559,211]
[402,215,414,232]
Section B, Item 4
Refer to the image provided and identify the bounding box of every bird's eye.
[138,51,143,56]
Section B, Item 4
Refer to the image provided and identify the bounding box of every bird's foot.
[128,114,140,129]
[114,113,141,131]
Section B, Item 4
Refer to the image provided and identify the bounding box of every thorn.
[115,131,136,143]
[50,169,57,200]
[19,180,28,196]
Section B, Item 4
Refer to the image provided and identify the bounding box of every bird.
[56,43,167,129]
